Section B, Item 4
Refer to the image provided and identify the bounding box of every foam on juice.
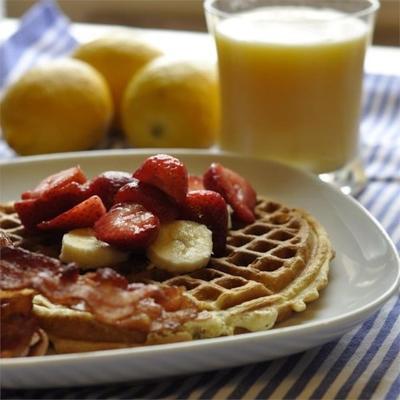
[218,7,368,45]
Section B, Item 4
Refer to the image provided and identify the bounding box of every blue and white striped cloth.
[0,1,399,399]
[0,0,77,89]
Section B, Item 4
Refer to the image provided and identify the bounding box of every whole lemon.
[0,59,113,155]
[121,58,220,149]
[73,33,162,125]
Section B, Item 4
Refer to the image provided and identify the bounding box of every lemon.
[73,33,162,126]
[121,58,220,149]
[0,59,113,155]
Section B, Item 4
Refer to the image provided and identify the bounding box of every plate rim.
[1,149,399,367]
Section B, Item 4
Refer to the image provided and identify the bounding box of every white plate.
[1,149,399,389]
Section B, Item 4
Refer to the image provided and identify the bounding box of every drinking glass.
[204,0,379,194]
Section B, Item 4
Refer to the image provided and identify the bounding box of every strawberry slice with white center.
[94,203,160,250]
[203,163,257,224]
[133,154,188,204]
[37,195,106,231]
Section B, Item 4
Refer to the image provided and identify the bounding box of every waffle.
[31,294,193,354]
[0,198,334,352]
[127,198,334,337]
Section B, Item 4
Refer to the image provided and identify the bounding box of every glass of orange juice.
[204,0,379,194]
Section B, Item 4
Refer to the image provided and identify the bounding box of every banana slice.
[60,228,129,269]
[147,220,212,274]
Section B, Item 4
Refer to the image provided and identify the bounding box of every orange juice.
[215,7,370,173]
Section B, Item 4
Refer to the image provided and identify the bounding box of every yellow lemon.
[0,59,113,156]
[121,57,220,148]
[73,33,162,126]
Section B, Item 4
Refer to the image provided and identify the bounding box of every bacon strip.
[0,246,198,333]
[1,291,38,358]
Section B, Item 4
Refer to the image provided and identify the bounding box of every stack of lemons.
[0,32,219,155]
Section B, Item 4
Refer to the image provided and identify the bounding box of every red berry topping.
[203,163,257,224]
[37,196,106,231]
[181,190,228,256]
[22,166,86,200]
[114,179,178,222]
[15,182,87,231]
[85,171,134,209]
[133,154,188,204]
[94,203,160,250]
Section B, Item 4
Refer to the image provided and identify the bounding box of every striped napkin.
[1,1,399,399]
[0,0,77,89]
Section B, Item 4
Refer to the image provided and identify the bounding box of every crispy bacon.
[0,246,198,333]
[0,291,38,358]
[0,246,79,290]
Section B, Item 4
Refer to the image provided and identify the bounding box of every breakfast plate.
[1,149,399,389]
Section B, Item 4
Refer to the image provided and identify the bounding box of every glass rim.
[204,0,380,19]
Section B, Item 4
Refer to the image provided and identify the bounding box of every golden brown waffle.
[0,198,334,352]
[127,198,334,337]
[32,294,192,354]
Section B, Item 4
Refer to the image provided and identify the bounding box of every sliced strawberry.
[37,195,106,231]
[203,163,257,224]
[85,171,134,209]
[188,175,204,191]
[181,190,228,256]
[15,199,60,232]
[15,182,87,231]
[114,179,178,222]
[22,166,86,200]
[133,154,188,204]
[94,203,160,250]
